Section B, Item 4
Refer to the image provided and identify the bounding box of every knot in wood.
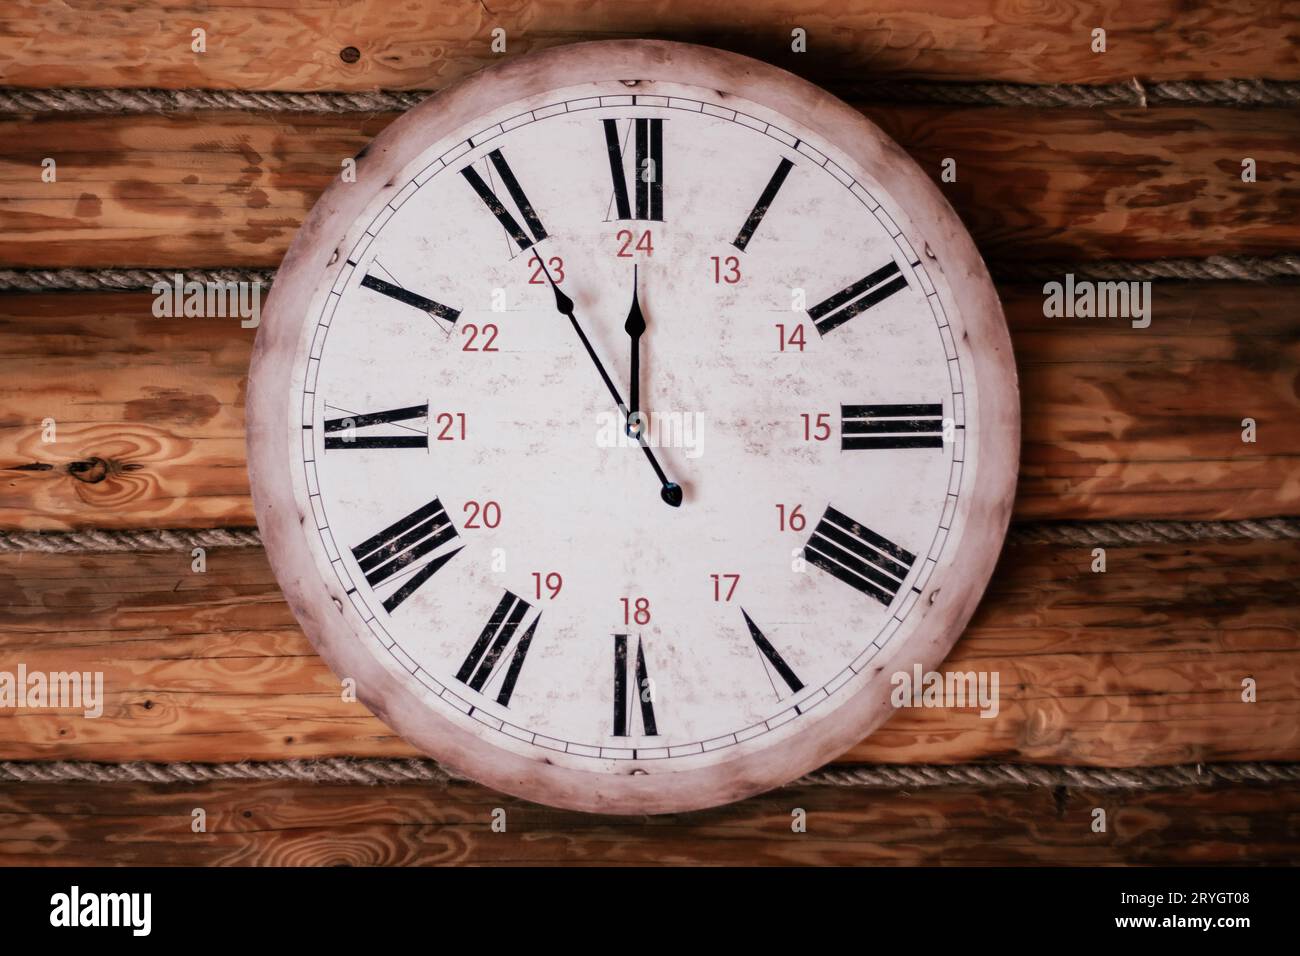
[67,457,109,484]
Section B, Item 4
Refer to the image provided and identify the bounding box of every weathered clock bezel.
[248,39,1020,814]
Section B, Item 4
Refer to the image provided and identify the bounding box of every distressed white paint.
[250,42,1018,813]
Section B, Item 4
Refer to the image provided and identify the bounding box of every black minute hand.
[536,260,682,508]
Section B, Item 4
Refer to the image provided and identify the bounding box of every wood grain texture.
[2,283,1295,531]
[1,107,1298,268]
[1,778,1296,865]
[1,0,1298,92]
[0,538,1295,766]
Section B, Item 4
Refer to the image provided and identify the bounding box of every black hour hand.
[624,264,646,437]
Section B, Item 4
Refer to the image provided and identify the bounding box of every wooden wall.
[0,0,1298,866]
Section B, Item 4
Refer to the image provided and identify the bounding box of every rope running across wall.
[3,78,1300,114]
[2,758,1298,790]
[3,254,1299,293]
[2,519,1298,554]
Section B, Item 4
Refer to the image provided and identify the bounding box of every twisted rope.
[993,254,1300,283]
[0,267,275,293]
[1005,518,1300,546]
[0,528,261,554]
[0,88,428,115]
[0,759,459,786]
[3,79,1300,115]
[859,77,1300,108]
[803,762,1300,789]
[3,255,1298,295]
[1139,78,1300,107]
[1,758,1295,790]
[3,519,1296,555]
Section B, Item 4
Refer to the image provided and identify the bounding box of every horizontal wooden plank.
[0,107,1297,268]
[3,283,1296,531]
[1,777,1297,865]
[0,291,251,532]
[0,539,1295,766]
[1,1,1297,92]
[1009,282,1300,521]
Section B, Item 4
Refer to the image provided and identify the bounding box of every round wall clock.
[248,40,1019,813]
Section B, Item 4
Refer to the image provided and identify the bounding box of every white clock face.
[286,81,970,779]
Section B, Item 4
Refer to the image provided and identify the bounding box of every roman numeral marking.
[602,118,663,221]
[804,506,916,606]
[841,403,944,450]
[741,608,804,696]
[732,157,794,251]
[323,402,428,450]
[360,274,460,325]
[455,591,539,707]
[613,634,659,737]
[461,148,548,251]
[807,261,908,336]
[351,497,461,613]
